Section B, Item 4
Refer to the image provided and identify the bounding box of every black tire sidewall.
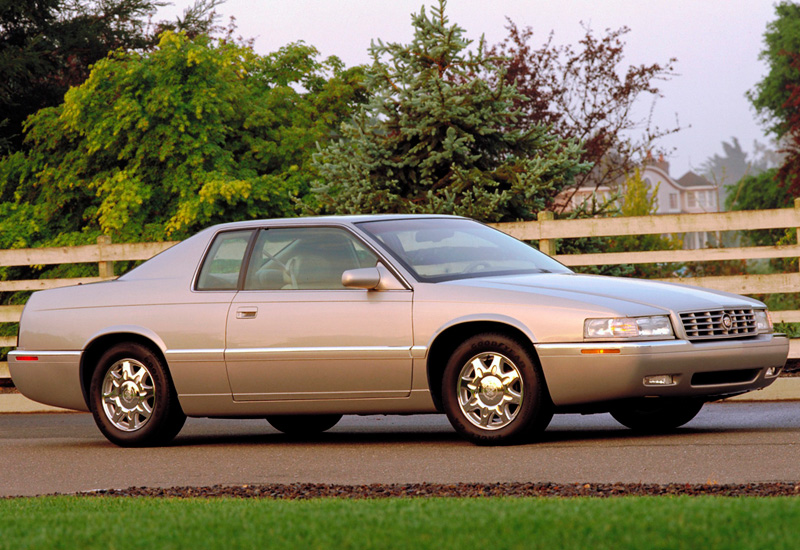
[442,333,546,445]
[266,414,343,435]
[610,399,704,432]
[89,342,183,447]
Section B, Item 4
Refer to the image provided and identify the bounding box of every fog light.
[766,367,781,377]
[643,374,676,387]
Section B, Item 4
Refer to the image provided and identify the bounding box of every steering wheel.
[464,261,492,273]
[282,257,299,289]
[260,251,298,289]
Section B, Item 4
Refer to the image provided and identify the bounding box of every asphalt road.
[2,402,800,497]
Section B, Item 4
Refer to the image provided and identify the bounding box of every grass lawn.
[2,495,798,550]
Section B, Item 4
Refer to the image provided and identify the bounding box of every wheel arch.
[425,319,547,412]
[79,329,169,408]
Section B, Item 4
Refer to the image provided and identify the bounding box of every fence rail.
[2,204,800,359]
[0,240,177,267]
[492,207,799,240]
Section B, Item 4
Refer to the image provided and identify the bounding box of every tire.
[266,414,343,435]
[89,342,186,447]
[441,333,551,445]
[610,398,704,432]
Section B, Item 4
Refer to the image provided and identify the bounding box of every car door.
[224,226,414,401]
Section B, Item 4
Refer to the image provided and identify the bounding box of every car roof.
[202,213,464,232]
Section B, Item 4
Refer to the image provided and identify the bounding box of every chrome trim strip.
[166,346,430,358]
[233,389,411,401]
[226,346,415,356]
[535,341,686,352]
[536,335,782,355]
[165,349,225,356]
[165,346,428,359]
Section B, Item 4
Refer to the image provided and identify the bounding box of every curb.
[2,378,800,414]
[725,377,800,402]
[0,392,74,413]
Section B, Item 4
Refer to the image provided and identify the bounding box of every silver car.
[7,215,789,446]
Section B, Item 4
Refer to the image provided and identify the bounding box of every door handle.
[236,307,258,319]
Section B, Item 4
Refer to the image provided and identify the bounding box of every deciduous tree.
[557,171,682,278]
[0,32,365,251]
[725,168,792,243]
[747,1,800,138]
[608,169,681,277]
[488,22,678,212]
[0,0,222,152]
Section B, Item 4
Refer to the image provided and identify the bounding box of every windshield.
[357,218,572,282]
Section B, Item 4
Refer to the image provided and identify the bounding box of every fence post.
[97,235,114,278]
[795,198,800,273]
[537,211,556,256]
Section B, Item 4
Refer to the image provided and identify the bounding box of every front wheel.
[89,342,186,447]
[610,398,704,432]
[442,333,551,445]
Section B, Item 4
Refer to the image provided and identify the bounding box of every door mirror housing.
[342,263,405,290]
[342,267,380,289]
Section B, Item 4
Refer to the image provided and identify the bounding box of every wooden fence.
[2,203,800,360]
[0,239,178,348]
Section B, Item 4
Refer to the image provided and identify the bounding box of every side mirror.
[342,267,381,289]
[342,263,406,291]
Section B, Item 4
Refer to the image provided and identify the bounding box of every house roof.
[676,171,714,188]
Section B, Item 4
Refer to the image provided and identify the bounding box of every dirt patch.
[782,359,800,376]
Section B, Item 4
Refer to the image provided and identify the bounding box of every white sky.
[160,0,779,179]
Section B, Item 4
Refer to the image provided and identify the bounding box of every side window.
[244,227,378,290]
[196,230,254,290]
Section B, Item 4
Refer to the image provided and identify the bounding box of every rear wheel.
[442,333,551,445]
[266,414,342,435]
[89,342,186,447]
[610,398,704,432]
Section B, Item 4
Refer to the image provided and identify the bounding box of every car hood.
[446,272,764,314]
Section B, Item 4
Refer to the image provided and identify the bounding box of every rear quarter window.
[196,230,254,290]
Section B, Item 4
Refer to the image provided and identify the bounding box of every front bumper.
[535,334,789,407]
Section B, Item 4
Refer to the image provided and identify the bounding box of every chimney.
[654,153,669,175]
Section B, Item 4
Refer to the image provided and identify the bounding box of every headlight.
[584,316,674,340]
[755,310,773,334]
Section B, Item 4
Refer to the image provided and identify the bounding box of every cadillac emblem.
[721,314,733,331]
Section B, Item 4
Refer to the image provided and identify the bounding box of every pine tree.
[312,0,589,223]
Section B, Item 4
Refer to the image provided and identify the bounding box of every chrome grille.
[680,308,757,340]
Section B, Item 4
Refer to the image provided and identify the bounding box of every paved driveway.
[2,402,800,497]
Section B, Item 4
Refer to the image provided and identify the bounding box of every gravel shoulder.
[64,482,800,499]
